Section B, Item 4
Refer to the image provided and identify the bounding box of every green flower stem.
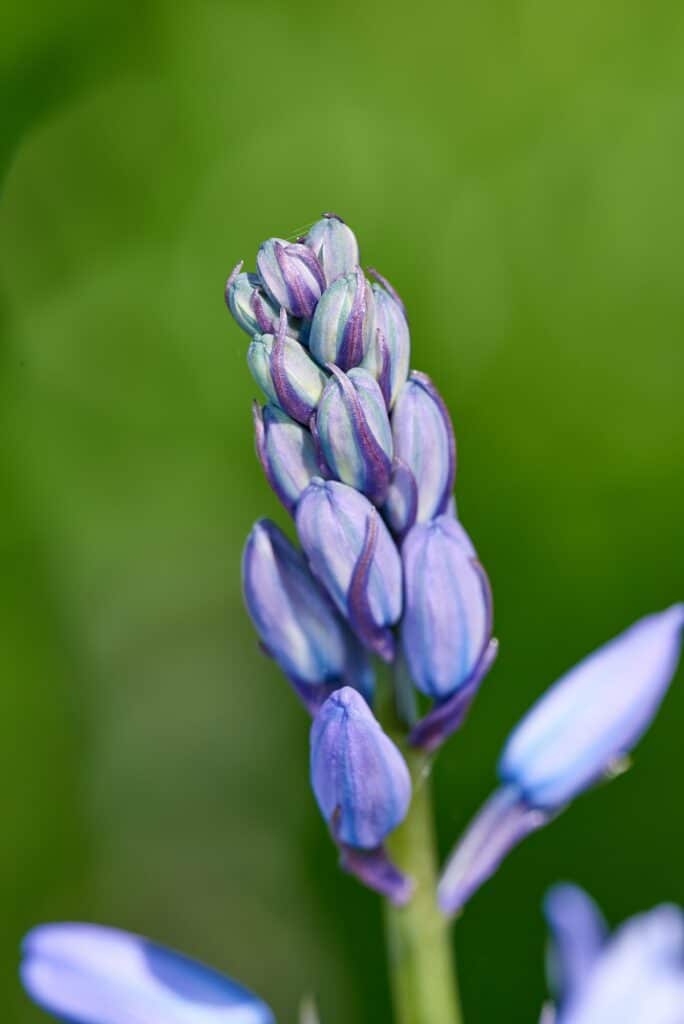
[379,663,463,1024]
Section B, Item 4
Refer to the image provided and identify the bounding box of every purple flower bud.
[543,886,684,1024]
[252,403,318,513]
[361,281,410,408]
[247,322,328,425]
[256,238,325,319]
[310,686,413,904]
[295,479,402,661]
[308,268,376,371]
[21,922,275,1024]
[242,520,374,711]
[305,213,360,284]
[384,372,456,534]
[401,515,493,700]
[314,365,393,505]
[438,605,684,916]
[225,261,302,341]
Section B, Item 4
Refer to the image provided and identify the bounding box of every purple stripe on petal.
[382,458,418,540]
[347,508,396,661]
[339,844,414,906]
[271,310,317,424]
[367,267,408,318]
[21,922,274,1024]
[409,638,499,752]
[438,786,548,917]
[338,267,369,370]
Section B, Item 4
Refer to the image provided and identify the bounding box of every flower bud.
[305,213,360,284]
[315,366,393,505]
[253,403,318,513]
[296,479,402,661]
[225,261,302,340]
[384,372,456,533]
[243,520,374,710]
[308,268,375,371]
[438,604,684,916]
[21,922,275,1024]
[361,281,410,408]
[544,884,608,1008]
[310,687,413,904]
[247,320,328,425]
[256,238,325,319]
[402,515,492,700]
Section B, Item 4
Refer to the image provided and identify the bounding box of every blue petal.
[21,923,274,1024]
[500,605,684,810]
[544,884,608,1007]
[310,687,411,849]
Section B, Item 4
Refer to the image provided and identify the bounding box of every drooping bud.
[438,604,684,916]
[308,268,375,371]
[361,280,410,408]
[314,365,393,505]
[21,922,275,1024]
[310,686,413,904]
[225,261,302,341]
[247,316,328,425]
[295,478,402,660]
[242,520,374,711]
[384,371,456,534]
[252,403,318,513]
[305,213,360,284]
[256,238,325,319]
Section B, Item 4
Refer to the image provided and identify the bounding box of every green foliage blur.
[2,2,683,1021]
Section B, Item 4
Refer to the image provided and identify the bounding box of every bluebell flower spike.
[257,238,325,319]
[384,371,456,533]
[541,885,684,1023]
[296,478,402,661]
[243,519,374,712]
[315,363,393,505]
[253,402,318,514]
[308,267,375,371]
[305,213,360,285]
[21,922,275,1024]
[438,605,684,916]
[310,687,413,904]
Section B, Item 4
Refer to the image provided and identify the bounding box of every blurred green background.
[2,2,684,1021]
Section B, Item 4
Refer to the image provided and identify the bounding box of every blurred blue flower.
[21,922,274,1024]
[295,478,402,661]
[438,605,684,916]
[243,519,374,711]
[542,884,684,1024]
[310,686,412,904]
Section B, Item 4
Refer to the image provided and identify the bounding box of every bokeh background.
[2,2,684,1021]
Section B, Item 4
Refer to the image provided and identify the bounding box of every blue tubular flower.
[310,686,412,904]
[438,605,684,916]
[247,317,328,425]
[308,268,375,371]
[253,403,318,514]
[383,371,456,535]
[295,478,402,661]
[225,261,302,341]
[256,238,325,319]
[361,280,410,409]
[314,365,393,505]
[542,885,684,1024]
[304,213,360,284]
[243,519,374,711]
[21,922,274,1024]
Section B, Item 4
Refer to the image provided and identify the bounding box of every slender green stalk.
[380,663,463,1024]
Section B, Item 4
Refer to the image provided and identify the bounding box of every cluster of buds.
[228,214,684,910]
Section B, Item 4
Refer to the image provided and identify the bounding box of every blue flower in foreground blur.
[21,922,274,1024]
[243,519,374,711]
[311,686,413,904]
[541,883,684,1024]
[438,604,684,916]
